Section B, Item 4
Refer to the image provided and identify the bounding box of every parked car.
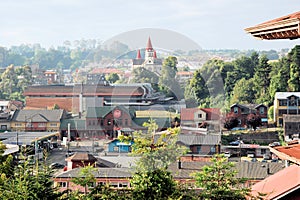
[231,127,246,131]
[49,162,65,169]
[229,140,243,146]
[224,152,232,158]
[269,142,281,147]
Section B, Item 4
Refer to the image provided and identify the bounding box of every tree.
[130,67,159,90]
[129,120,187,200]
[72,164,97,195]
[230,78,256,104]
[106,73,120,84]
[186,69,210,107]
[254,55,272,104]
[224,114,239,130]
[192,154,250,200]
[246,113,261,131]
[288,45,300,91]
[159,56,183,100]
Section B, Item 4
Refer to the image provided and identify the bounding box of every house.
[176,71,193,85]
[65,152,97,171]
[176,134,221,155]
[180,107,221,131]
[53,160,285,193]
[273,92,300,126]
[85,106,133,138]
[10,109,67,132]
[250,164,300,199]
[106,139,134,153]
[132,37,163,75]
[283,114,300,141]
[227,103,267,128]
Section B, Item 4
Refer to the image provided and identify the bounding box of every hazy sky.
[1,0,300,50]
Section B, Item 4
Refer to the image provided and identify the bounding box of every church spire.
[146,36,153,50]
[136,49,141,59]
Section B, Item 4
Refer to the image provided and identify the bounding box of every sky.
[1,0,300,50]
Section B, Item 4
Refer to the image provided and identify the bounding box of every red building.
[227,103,268,128]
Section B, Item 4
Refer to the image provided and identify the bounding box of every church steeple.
[146,37,153,51]
[136,49,141,59]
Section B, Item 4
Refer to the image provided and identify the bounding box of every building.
[283,114,300,141]
[23,83,169,113]
[250,164,300,199]
[106,139,134,153]
[273,92,300,126]
[176,71,194,85]
[132,37,163,75]
[180,107,221,131]
[10,109,67,132]
[228,103,268,128]
[53,160,285,193]
[245,11,300,40]
[65,152,97,171]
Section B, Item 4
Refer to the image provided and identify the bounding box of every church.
[132,37,163,75]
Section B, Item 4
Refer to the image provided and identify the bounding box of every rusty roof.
[270,143,300,165]
[251,164,300,199]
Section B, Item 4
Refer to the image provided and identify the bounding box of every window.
[107,120,111,126]
[100,119,104,126]
[113,146,119,152]
[15,123,22,127]
[38,123,46,127]
[125,119,128,126]
[210,146,216,153]
[0,125,7,130]
[233,107,238,114]
[50,123,57,127]
[196,146,201,153]
[57,182,68,188]
[198,114,202,118]
[259,107,265,114]
[279,100,287,106]
[261,149,266,155]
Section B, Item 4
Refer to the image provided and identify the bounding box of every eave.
[245,18,300,40]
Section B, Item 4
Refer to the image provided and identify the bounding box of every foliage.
[71,164,97,194]
[224,114,239,130]
[0,158,60,200]
[131,169,178,200]
[230,78,256,104]
[130,67,159,90]
[268,105,274,120]
[246,113,262,131]
[106,73,120,84]
[159,56,183,100]
[192,154,250,200]
[130,120,187,199]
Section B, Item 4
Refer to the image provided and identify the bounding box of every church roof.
[146,37,153,50]
[136,49,141,59]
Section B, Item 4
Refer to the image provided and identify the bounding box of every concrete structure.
[283,114,300,141]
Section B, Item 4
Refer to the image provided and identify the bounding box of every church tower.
[132,36,163,75]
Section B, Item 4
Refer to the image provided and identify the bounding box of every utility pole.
[67,123,70,156]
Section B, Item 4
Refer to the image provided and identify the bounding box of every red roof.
[136,49,141,59]
[251,164,300,199]
[146,37,153,50]
[180,108,220,121]
[270,143,300,164]
[259,11,300,26]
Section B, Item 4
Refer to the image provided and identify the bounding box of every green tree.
[192,154,250,200]
[129,120,187,200]
[131,67,159,90]
[106,73,120,84]
[72,164,97,195]
[186,69,210,107]
[254,55,272,104]
[159,56,183,100]
[230,78,256,104]
[288,45,300,91]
